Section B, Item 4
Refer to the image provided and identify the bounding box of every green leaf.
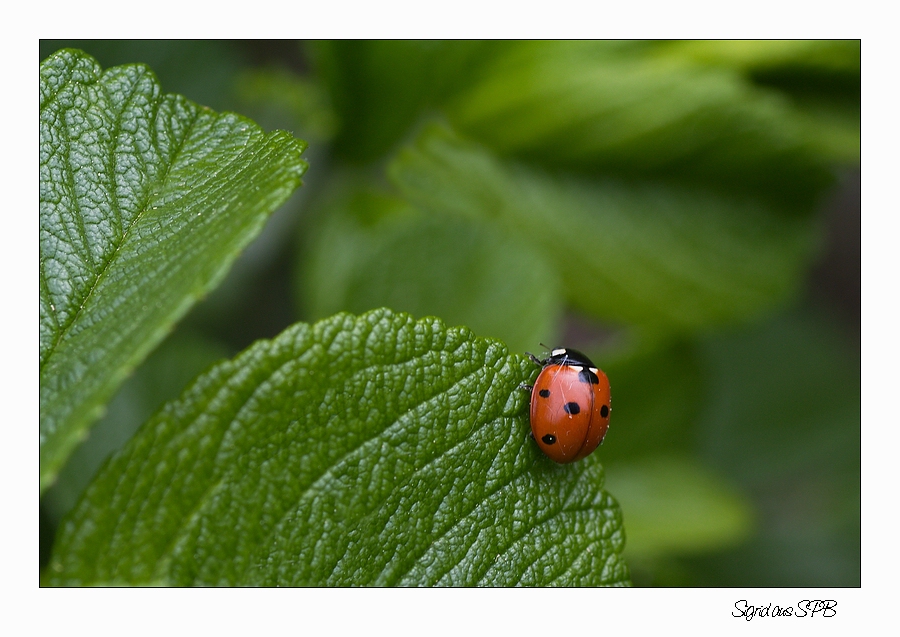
[389,124,821,335]
[46,309,629,586]
[659,40,861,93]
[41,331,230,525]
[448,41,835,208]
[38,40,249,113]
[297,181,562,353]
[688,311,860,586]
[788,99,860,165]
[604,456,753,560]
[656,41,860,165]
[699,312,860,486]
[39,49,308,492]
[309,40,504,162]
[233,66,338,143]
[598,341,704,462]
[581,341,753,563]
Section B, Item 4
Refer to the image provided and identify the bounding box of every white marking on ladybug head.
[570,365,583,372]
[551,348,567,356]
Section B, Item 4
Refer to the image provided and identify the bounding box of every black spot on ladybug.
[578,369,599,384]
[564,402,581,415]
[600,404,610,418]
[539,388,550,398]
[541,434,557,445]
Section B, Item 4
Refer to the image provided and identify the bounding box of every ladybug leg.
[525,352,543,366]
[518,383,533,392]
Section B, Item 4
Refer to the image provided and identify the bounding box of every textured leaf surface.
[41,332,230,525]
[39,49,308,491]
[47,310,629,587]
[390,125,821,335]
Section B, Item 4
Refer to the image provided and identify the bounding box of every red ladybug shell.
[529,348,611,463]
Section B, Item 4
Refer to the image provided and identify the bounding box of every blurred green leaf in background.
[40,40,860,587]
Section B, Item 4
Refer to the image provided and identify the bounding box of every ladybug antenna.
[539,342,551,352]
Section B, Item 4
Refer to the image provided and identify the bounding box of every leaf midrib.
[40,75,203,375]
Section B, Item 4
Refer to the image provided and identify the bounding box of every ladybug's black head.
[545,347,596,368]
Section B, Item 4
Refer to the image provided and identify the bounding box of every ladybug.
[522,347,611,463]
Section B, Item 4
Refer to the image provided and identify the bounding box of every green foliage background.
[40,40,860,586]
